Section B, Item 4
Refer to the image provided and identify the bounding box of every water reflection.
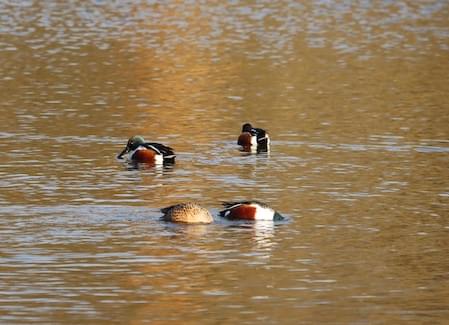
[229,222,278,259]
[1,0,449,324]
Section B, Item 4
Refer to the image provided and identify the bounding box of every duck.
[160,202,213,224]
[237,123,270,152]
[117,135,175,165]
[219,201,284,221]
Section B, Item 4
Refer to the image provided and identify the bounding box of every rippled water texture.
[1,1,449,324]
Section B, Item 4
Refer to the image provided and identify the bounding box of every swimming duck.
[237,123,270,152]
[161,202,213,224]
[219,201,284,221]
[117,135,175,165]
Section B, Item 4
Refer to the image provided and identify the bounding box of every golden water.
[1,1,448,324]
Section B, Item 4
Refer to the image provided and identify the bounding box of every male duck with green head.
[117,135,176,166]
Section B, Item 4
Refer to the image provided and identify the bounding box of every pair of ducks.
[161,201,284,224]
[116,123,270,165]
[117,123,281,224]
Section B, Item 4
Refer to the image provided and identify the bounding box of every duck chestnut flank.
[219,201,283,221]
[237,123,270,152]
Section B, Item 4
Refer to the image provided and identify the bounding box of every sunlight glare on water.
[0,0,448,324]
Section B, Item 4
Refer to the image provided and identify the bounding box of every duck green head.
[126,136,145,150]
[117,135,146,159]
[273,211,284,221]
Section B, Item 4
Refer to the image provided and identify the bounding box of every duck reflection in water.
[219,200,285,256]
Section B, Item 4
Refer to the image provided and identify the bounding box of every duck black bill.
[117,147,129,159]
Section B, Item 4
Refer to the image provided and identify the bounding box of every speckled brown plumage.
[161,202,213,224]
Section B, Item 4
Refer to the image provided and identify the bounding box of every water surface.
[1,1,448,324]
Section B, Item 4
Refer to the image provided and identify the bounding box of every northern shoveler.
[237,123,270,152]
[219,201,284,221]
[161,202,213,224]
[117,135,175,165]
